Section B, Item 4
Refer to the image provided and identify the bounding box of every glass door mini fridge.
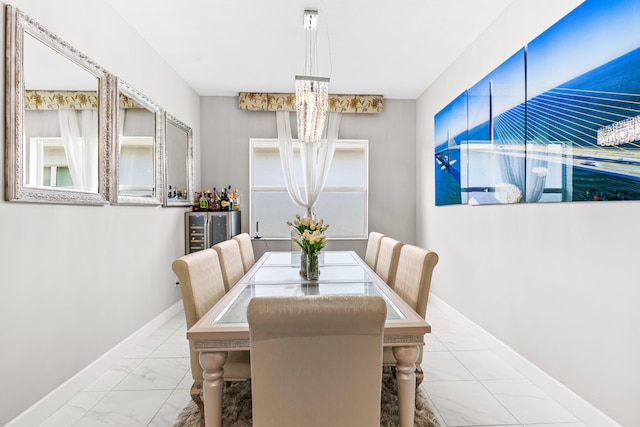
[184,211,241,254]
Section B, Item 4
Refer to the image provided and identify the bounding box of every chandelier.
[296,10,330,143]
[597,115,640,146]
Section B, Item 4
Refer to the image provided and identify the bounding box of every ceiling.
[104,0,516,99]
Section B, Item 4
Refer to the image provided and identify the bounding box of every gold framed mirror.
[5,6,113,205]
[112,79,163,205]
[163,113,193,207]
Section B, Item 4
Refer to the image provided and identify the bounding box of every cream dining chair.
[232,232,255,272]
[247,295,387,427]
[363,231,385,270]
[171,249,251,420]
[375,236,403,288]
[382,244,439,386]
[212,239,245,292]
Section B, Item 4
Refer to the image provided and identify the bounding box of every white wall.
[417,0,639,425]
[0,1,200,424]
[200,96,417,245]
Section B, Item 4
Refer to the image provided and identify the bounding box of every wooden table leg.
[393,345,419,427]
[199,351,228,427]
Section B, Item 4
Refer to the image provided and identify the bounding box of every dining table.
[187,250,431,427]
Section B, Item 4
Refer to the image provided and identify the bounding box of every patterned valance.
[25,90,98,110]
[25,90,144,110]
[238,92,383,113]
[119,93,144,109]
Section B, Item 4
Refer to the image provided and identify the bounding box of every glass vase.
[306,252,320,280]
[299,251,307,277]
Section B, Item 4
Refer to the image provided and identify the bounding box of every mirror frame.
[163,113,194,207]
[112,79,164,205]
[4,5,113,205]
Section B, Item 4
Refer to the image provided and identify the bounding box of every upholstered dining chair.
[232,232,255,272]
[382,244,439,386]
[212,239,245,292]
[375,236,403,288]
[247,295,387,427]
[363,231,385,270]
[171,249,251,420]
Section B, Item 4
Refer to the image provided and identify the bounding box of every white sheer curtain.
[524,144,548,202]
[58,110,98,192]
[276,111,341,218]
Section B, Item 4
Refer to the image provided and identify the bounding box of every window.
[118,136,154,196]
[27,137,73,188]
[250,138,368,239]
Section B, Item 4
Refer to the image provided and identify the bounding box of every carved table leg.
[393,345,419,427]
[199,351,227,427]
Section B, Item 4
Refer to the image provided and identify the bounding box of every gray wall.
[200,96,417,247]
[417,0,638,425]
[0,1,200,424]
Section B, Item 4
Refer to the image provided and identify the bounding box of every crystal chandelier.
[597,115,640,146]
[296,10,330,143]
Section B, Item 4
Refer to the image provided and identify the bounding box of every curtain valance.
[239,92,383,113]
[25,90,145,110]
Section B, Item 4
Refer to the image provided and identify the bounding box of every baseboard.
[6,301,183,427]
[428,294,621,427]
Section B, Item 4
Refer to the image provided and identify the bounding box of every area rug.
[174,367,440,427]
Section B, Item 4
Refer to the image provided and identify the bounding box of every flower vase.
[299,251,307,277]
[306,252,320,280]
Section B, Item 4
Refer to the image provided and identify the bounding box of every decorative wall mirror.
[5,6,113,204]
[112,79,163,205]
[163,113,194,207]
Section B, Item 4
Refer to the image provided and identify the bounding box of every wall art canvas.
[465,49,526,205]
[434,0,640,205]
[434,92,466,206]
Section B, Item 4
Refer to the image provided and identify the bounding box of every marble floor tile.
[424,381,519,426]
[38,391,106,427]
[526,424,587,427]
[152,326,181,336]
[435,330,488,351]
[177,369,195,390]
[419,385,448,427]
[149,389,193,427]
[115,358,191,391]
[482,379,579,424]
[124,335,168,359]
[148,335,191,358]
[161,314,187,329]
[73,390,171,427]
[84,358,144,392]
[421,351,476,382]
[423,381,518,427]
[36,303,589,427]
[423,334,449,352]
[452,350,524,380]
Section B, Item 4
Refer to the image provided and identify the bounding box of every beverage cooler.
[185,211,241,254]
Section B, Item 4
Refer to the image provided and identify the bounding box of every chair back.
[212,239,245,292]
[171,249,226,381]
[363,231,385,270]
[248,295,386,427]
[391,244,439,317]
[232,233,255,272]
[375,236,403,287]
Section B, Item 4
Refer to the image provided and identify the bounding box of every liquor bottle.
[228,185,235,210]
[200,190,210,210]
[212,187,221,211]
[233,188,240,210]
[193,192,202,211]
[220,186,230,211]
